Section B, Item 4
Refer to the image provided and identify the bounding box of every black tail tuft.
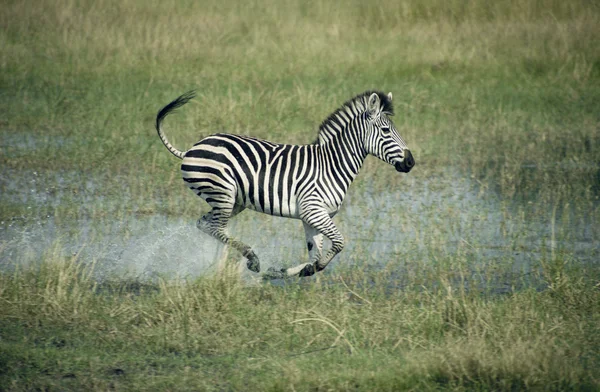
[155,90,196,130]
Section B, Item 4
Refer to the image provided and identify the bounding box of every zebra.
[156,90,415,278]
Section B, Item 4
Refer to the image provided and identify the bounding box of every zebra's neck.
[317,95,369,146]
[317,121,369,194]
[312,91,391,204]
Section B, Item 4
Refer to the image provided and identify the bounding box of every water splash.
[0,170,597,284]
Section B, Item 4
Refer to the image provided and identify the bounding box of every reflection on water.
[0,169,598,290]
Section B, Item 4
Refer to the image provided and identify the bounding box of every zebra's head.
[364,92,415,173]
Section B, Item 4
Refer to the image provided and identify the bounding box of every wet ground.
[1,127,598,287]
[1,159,597,292]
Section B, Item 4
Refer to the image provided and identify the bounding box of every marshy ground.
[1,0,599,390]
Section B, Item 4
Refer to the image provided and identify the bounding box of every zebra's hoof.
[247,258,260,273]
[262,267,287,280]
[298,263,316,277]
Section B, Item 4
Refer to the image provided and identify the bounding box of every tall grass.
[1,253,598,390]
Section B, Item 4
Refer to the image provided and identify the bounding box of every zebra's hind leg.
[196,204,261,273]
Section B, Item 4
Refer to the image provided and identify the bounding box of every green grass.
[1,257,599,391]
[1,0,600,390]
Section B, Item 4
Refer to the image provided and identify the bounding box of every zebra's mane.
[316,91,393,145]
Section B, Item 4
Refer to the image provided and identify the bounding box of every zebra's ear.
[367,93,381,116]
[387,92,393,101]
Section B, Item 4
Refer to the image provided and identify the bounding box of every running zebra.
[156,90,415,278]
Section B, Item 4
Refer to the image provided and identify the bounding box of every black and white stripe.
[156,90,415,278]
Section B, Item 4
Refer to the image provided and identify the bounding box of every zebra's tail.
[155,90,196,159]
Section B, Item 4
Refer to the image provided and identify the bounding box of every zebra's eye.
[381,126,391,134]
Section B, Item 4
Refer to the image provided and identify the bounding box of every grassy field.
[1,0,600,390]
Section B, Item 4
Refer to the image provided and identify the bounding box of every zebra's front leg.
[290,209,344,277]
[304,221,324,264]
[274,222,325,278]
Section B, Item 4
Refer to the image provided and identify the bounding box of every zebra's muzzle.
[394,150,415,173]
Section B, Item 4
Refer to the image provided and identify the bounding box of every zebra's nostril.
[405,150,415,168]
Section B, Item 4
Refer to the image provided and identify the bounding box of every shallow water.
[1,164,596,290]
[1,125,597,286]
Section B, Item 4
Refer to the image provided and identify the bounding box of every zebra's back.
[181,133,319,218]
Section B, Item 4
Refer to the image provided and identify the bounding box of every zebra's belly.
[239,187,301,218]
